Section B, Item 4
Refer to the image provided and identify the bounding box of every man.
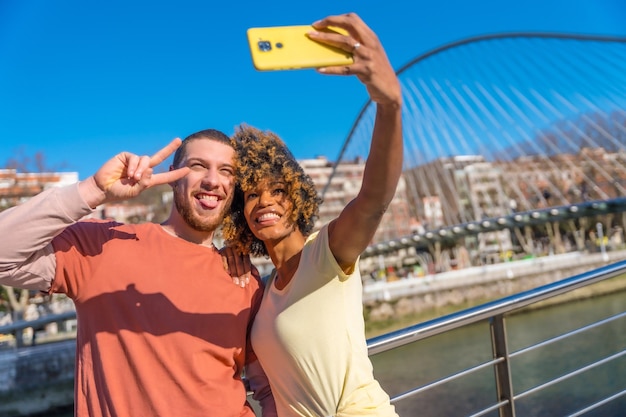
[0,129,275,417]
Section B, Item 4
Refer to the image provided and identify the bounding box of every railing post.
[14,328,25,348]
[490,314,516,417]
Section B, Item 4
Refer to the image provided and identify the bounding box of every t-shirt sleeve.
[0,184,94,292]
[305,224,358,283]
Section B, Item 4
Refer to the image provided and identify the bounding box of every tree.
[4,148,68,173]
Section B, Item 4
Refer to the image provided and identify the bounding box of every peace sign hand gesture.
[80,138,190,208]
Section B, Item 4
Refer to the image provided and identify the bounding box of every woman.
[223,13,402,417]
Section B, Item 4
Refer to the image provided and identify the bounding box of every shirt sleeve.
[0,183,94,291]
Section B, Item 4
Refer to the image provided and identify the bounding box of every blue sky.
[1,0,625,179]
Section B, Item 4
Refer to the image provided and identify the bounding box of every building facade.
[0,169,78,210]
[299,156,414,243]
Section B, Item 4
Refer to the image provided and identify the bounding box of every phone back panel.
[247,25,353,71]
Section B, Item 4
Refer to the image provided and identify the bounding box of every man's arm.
[0,183,94,291]
[246,359,277,417]
[0,138,190,291]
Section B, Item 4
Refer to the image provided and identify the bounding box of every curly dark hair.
[222,124,321,257]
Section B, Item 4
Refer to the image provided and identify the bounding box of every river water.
[370,290,626,416]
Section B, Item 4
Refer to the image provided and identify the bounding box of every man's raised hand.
[86,139,190,206]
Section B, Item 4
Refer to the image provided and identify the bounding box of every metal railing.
[0,310,76,346]
[1,261,625,416]
[368,259,626,416]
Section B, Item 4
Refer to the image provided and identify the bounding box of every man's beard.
[173,186,233,232]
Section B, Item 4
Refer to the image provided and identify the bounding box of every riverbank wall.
[0,340,75,417]
[363,250,626,328]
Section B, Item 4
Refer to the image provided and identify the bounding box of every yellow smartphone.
[246,25,353,71]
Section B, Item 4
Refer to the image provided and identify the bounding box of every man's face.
[172,139,235,232]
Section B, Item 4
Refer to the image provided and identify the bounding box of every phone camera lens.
[275,42,283,49]
[258,40,272,52]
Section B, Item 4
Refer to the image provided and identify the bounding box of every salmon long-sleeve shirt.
[0,183,269,417]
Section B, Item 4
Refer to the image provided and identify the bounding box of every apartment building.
[0,169,78,209]
[299,156,413,242]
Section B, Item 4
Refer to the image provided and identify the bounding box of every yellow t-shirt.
[251,224,398,417]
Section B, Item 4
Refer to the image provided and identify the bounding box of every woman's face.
[243,179,296,243]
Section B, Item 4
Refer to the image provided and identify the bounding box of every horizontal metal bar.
[514,349,626,400]
[466,400,510,417]
[0,310,76,334]
[368,260,626,355]
[509,310,626,358]
[391,357,504,403]
[566,389,626,417]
